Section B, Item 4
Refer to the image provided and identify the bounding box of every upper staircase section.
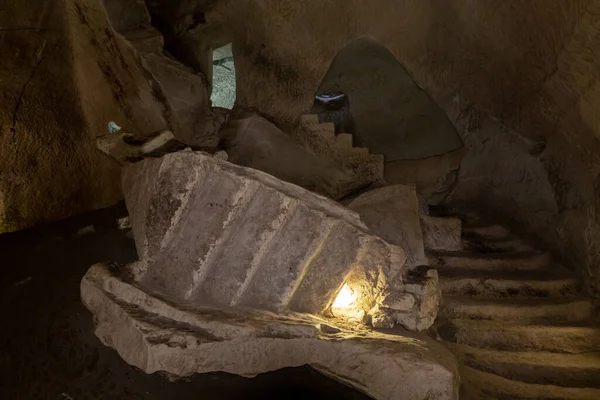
[293,114,385,192]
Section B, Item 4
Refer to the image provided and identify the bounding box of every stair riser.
[463,360,600,389]
[461,366,600,400]
[438,324,600,353]
[434,254,552,271]
[442,301,594,323]
[462,239,534,253]
[440,278,581,298]
[462,225,511,239]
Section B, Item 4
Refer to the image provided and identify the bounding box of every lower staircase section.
[430,215,600,399]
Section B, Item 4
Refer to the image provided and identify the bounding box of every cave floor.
[0,204,370,400]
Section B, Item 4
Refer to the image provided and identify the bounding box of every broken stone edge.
[82,264,459,400]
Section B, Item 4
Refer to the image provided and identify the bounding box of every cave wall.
[206,0,600,295]
[0,0,172,232]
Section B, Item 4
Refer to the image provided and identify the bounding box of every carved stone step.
[441,296,594,323]
[300,113,320,126]
[461,366,600,400]
[335,133,353,149]
[438,269,581,298]
[448,344,600,388]
[352,147,369,155]
[462,224,511,239]
[462,235,534,252]
[429,251,553,271]
[318,122,336,133]
[437,319,600,353]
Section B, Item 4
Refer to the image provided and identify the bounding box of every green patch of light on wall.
[211,43,236,109]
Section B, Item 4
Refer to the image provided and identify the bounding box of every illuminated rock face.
[81,151,456,398]
[122,151,406,320]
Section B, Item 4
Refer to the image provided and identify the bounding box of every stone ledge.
[82,264,459,400]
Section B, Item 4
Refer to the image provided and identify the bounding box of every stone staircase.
[293,114,385,190]
[430,217,600,399]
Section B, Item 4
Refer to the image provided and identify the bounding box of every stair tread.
[442,295,594,323]
[461,366,600,400]
[463,233,524,243]
[449,344,600,388]
[437,317,600,354]
[445,317,600,330]
[438,267,574,280]
[463,222,508,230]
[450,343,600,369]
[433,250,547,260]
[444,295,591,306]
[439,271,582,299]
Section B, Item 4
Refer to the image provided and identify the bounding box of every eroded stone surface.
[122,151,406,320]
[386,268,441,331]
[421,216,462,252]
[81,264,459,400]
[349,184,427,267]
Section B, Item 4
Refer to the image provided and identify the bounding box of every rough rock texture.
[349,185,427,268]
[123,151,407,319]
[104,0,221,147]
[292,114,385,197]
[0,0,213,233]
[385,148,466,205]
[81,263,459,400]
[421,216,462,252]
[200,0,600,296]
[220,114,362,200]
[390,268,441,332]
[347,185,440,331]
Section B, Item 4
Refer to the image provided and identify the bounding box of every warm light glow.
[332,283,358,311]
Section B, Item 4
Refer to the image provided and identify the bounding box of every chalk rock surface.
[123,151,406,319]
[349,184,427,267]
[421,215,462,252]
[81,263,459,400]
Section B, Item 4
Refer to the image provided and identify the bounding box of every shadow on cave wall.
[311,38,463,162]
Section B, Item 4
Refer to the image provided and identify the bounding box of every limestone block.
[81,264,459,400]
[381,292,416,311]
[384,148,466,205]
[140,52,215,146]
[122,151,406,319]
[369,305,396,329]
[349,184,427,267]
[392,269,441,331]
[421,215,462,251]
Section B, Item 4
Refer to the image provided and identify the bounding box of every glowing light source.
[332,283,359,316]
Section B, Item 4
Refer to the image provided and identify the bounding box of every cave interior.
[1,0,600,399]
